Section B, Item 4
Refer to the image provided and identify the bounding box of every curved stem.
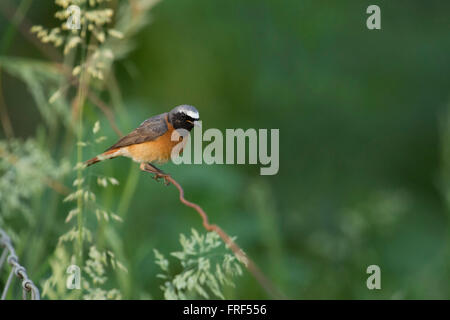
[142,164,286,299]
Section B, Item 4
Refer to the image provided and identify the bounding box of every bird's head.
[168,105,200,131]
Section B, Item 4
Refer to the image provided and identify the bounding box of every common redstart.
[85,105,200,176]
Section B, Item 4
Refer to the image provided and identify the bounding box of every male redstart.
[85,105,200,177]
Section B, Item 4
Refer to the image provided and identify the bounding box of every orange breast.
[124,122,185,164]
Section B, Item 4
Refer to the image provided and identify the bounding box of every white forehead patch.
[179,107,199,119]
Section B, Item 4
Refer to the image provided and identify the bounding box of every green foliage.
[0,57,71,131]
[41,244,125,299]
[154,229,243,300]
[82,246,124,300]
[2,0,449,300]
[41,246,79,300]
[0,139,70,237]
[42,121,126,300]
[439,103,450,210]
[8,0,158,300]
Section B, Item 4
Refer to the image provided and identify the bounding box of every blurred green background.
[0,0,449,299]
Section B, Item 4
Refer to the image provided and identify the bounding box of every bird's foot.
[152,172,171,185]
[141,163,171,185]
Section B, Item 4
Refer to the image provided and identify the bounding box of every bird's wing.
[105,113,169,151]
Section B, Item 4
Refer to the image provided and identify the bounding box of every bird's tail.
[85,156,101,167]
[84,149,120,167]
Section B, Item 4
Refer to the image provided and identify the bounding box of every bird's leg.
[140,162,171,185]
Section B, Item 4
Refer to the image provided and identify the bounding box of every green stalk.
[0,0,33,54]
[75,21,89,267]
[76,76,86,266]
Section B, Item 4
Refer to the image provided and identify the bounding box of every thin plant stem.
[0,0,33,139]
[0,73,14,139]
[75,84,86,266]
[0,0,62,62]
[142,164,287,299]
[75,23,89,267]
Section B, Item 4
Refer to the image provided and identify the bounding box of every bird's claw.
[153,172,171,185]
[141,163,171,185]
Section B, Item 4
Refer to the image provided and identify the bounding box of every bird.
[85,105,200,180]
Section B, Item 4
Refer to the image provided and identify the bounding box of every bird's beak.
[188,120,201,127]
